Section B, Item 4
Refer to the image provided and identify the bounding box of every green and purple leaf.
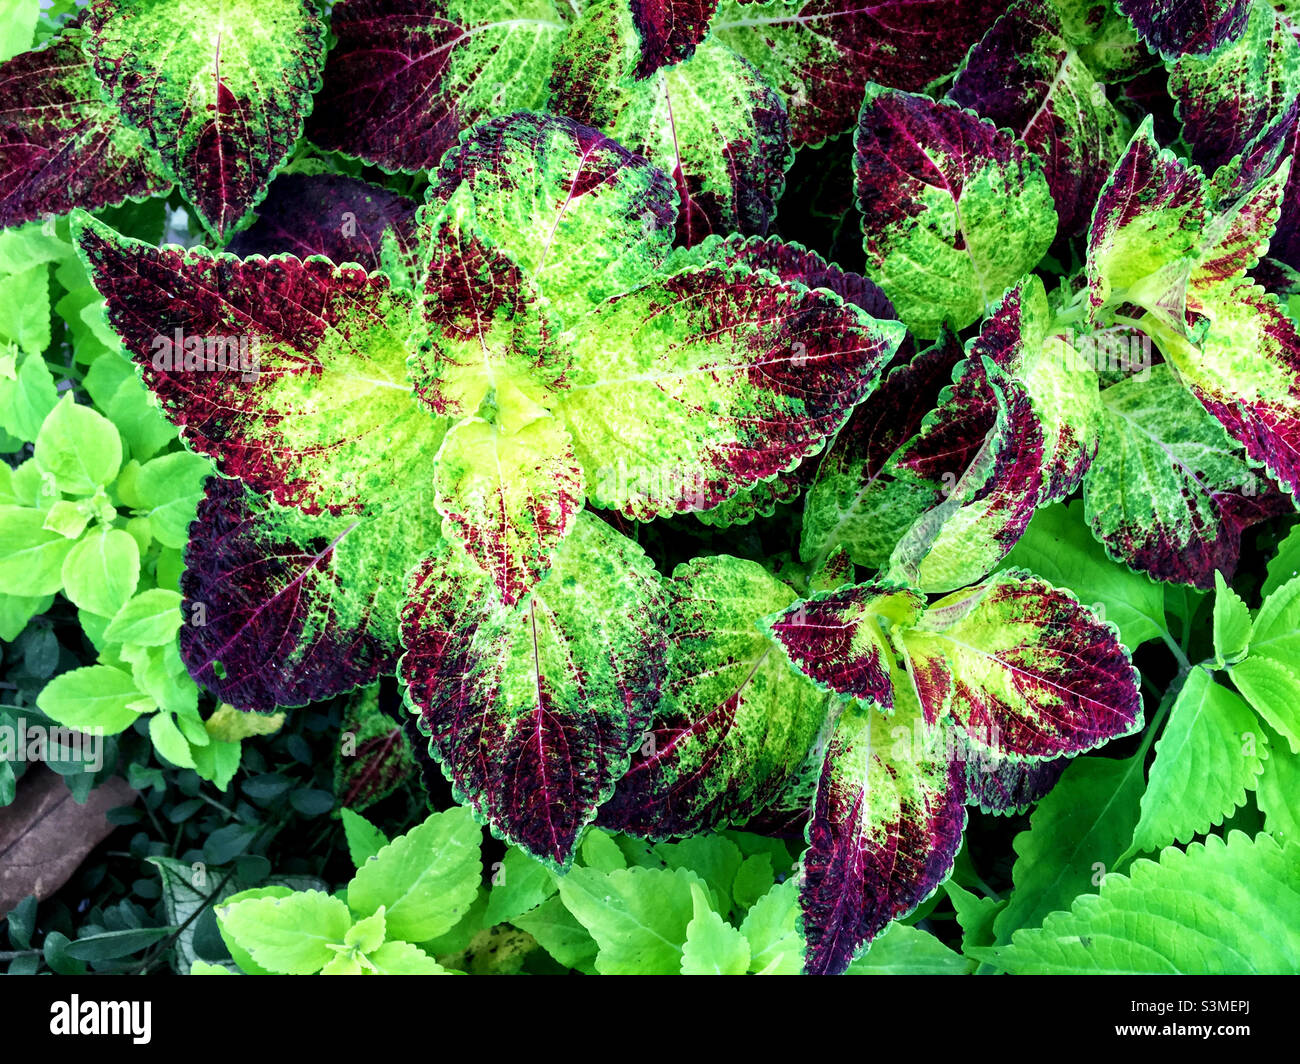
[74,213,443,516]
[180,479,440,711]
[799,679,966,975]
[334,684,416,811]
[84,0,328,237]
[0,23,170,228]
[400,512,667,868]
[598,555,833,838]
[629,0,719,76]
[560,264,906,520]
[306,0,571,172]
[551,1,791,244]
[799,330,963,570]
[963,748,1068,815]
[949,0,1127,236]
[1115,0,1251,60]
[764,582,924,709]
[898,571,1143,759]
[1082,363,1289,587]
[854,86,1057,337]
[712,0,1003,145]
[226,173,418,273]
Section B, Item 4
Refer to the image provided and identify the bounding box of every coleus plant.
[74,111,906,870]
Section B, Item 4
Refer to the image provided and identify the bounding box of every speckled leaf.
[899,571,1143,759]
[854,86,1057,338]
[674,233,897,319]
[551,1,790,245]
[306,0,572,172]
[419,113,677,331]
[1082,363,1288,587]
[712,0,1003,145]
[949,0,1127,236]
[800,331,963,571]
[226,174,418,272]
[629,0,718,75]
[334,685,415,811]
[1087,118,1208,321]
[1168,0,1300,175]
[1115,0,1251,60]
[887,365,1047,593]
[764,582,924,709]
[559,264,905,520]
[83,0,328,238]
[180,478,442,711]
[1192,155,1292,296]
[74,213,445,517]
[400,512,667,869]
[963,749,1067,814]
[799,675,967,975]
[0,23,170,228]
[598,555,833,838]
[1157,281,1300,498]
[432,415,584,604]
[693,466,807,528]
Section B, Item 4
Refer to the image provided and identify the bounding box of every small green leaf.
[217,890,353,975]
[738,877,803,975]
[484,847,558,926]
[1212,570,1252,666]
[0,506,75,596]
[34,394,122,494]
[60,526,139,618]
[845,922,971,974]
[149,711,196,769]
[1230,654,1300,754]
[367,940,454,975]
[680,882,750,975]
[36,664,144,733]
[340,808,389,870]
[344,908,386,954]
[346,806,482,942]
[104,588,183,646]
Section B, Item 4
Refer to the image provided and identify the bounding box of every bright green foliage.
[845,922,971,974]
[1132,668,1267,853]
[1213,570,1252,665]
[681,882,751,974]
[983,833,1300,973]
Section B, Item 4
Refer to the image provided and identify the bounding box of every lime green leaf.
[845,921,971,974]
[680,882,750,974]
[367,940,454,975]
[0,350,57,441]
[0,505,75,595]
[340,808,389,870]
[1213,571,1253,665]
[149,711,196,769]
[739,877,804,974]
[0,0,38,62]
[104,588,183,646]
[557,865,699,974]
[36,663,146,734]
[1133,668,1267,854]
[483,846,557,926]
[0,265,51,355]
[60,526,139,618]
[34,394,122,494]
[346,806,483,942]
[217,890,353,975]
[1230,654,1300,753]
[983,833,1300,973]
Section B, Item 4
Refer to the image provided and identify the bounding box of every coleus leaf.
[550,0,791,244]
[73,212,444,516]
[948,0,1128,236]
[399,511,667,869]
[417,112,677,334]
[225,173,418,273]
[886,362,1047,593]
[180,478,441,711]
[963,749,1067,815]
[628,0,719,76]
[1167,0,1300,176]
[693,464,807,528]
[305,0,572,172]
[1115,0,1252,61]
[598,555,834,838]
[898,570,1143,759]
[711,0,1003,146]
[559,262,906,520]
[1082,363,1289,587]
[1086,117,1208,324]
[798,674,966,975]
[853,86,1058,338]
[334,684,416,811]
[432,415,584,605]
[1154,280,1300,498]
[83,0,328,238]
[800,330,963,570]
[0,22,170,228]
[764,581,924,709]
